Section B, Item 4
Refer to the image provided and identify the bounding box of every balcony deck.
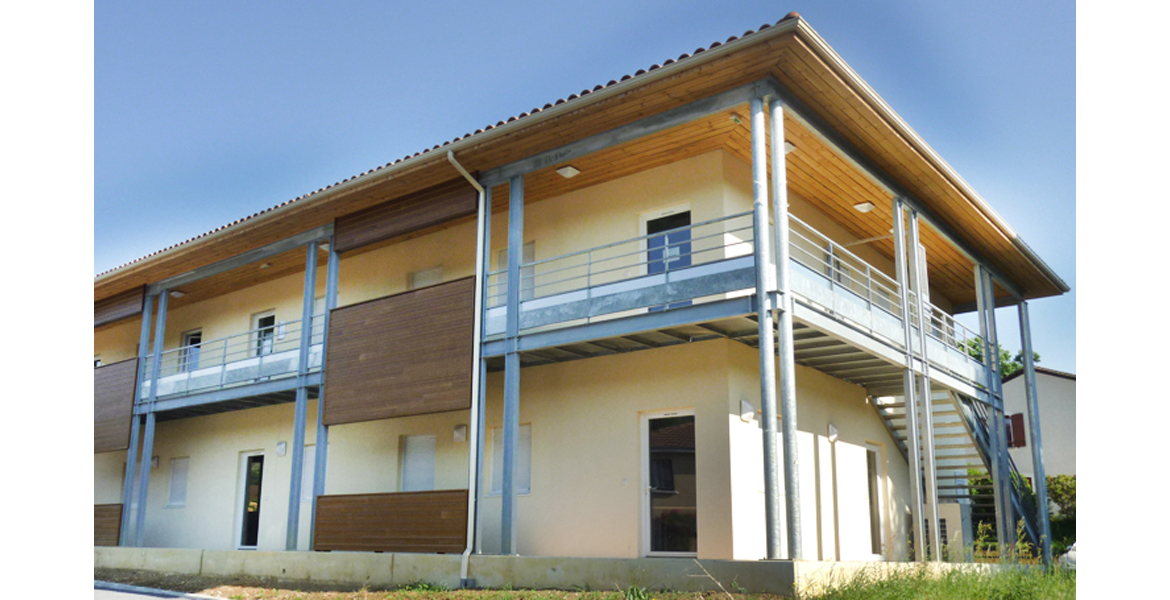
[135,316,325,420]
[482,212,991,403]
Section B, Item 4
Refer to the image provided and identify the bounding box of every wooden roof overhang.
[95,15,1067,315]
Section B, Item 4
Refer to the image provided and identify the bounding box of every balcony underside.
[482,293,989,404]
[134,374,322,422]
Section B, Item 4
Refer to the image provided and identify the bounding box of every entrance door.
[646,211,692,311]
[642,410,698,556]
[238,453,264,548]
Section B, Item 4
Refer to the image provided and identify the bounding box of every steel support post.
[1018,301,1052,564]
[975,266,1011,554]
[986,269,1016,552]
[119,414,142,546]
[750,97,782,559]
[133,411,156,547]
[769,97,802,559]
[892,199,926,559]
[309,241,341,548]
[133,289,168,546]
[120,293,155,545]
[286,241,318,550]
[908,211,941,560]
[501,175,524,555]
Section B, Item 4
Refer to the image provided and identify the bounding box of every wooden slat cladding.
[95,359,138,453]
[313,490,468,553]
[323,277,474,425]
[334,177,477,254]
[95,504,123,546]
[95,286,145,329]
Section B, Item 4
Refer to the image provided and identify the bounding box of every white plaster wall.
[1003,372,1076,479]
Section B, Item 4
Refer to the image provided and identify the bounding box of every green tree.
[1046,474,1076,520]
[964,338,1040,381]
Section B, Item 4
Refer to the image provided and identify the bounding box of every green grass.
[807,565,1075,600]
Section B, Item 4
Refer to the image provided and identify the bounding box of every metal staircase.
[872,389,1040,554]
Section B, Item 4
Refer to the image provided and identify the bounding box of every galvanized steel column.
[769,97,802,560]
[501,175,524,555]
[309,240,340,548]
[893,199,926,559]
[286,241,319,550]
[1018,301,1052,564]
[751,97,782,560]
[120,293,154,545]
[907,211,941,560]
[134,289,168,546]
[975,266,1012,555]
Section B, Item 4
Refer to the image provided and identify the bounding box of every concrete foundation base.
[95,548,989,596]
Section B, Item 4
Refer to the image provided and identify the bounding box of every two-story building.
[94,13,1069,574]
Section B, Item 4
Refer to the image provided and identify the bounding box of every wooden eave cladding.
[334,177,477,254]
[94,19,1064,308]
[95,358,138,453]
[94,504,124,547]
[323,277,475,425]
[313,490,468,553]
[95,286,145,329]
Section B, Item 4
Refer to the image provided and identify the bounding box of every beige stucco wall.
[1003,372,1076,479]
[115,402,318,551]
[95,148,922,560]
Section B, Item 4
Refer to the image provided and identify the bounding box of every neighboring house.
[93,13,1069,567]
[1002,367,1076,482]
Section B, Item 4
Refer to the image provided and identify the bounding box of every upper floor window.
[180,329,202,371]
[496,241,535,302]
[252,311,276,357]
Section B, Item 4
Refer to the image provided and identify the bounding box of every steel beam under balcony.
[132,373,323,419]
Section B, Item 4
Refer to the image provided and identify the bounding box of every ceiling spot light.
[853,202,875,213]
[784,141,797,154]
[729,112,745,125]
[259,262,271,270]
[169,290,186,298]
[556,165,580,178]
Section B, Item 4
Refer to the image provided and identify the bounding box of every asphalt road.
[94,581,209,599]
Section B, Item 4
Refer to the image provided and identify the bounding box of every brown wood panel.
[334,177,478,254]
[313,490,468,553]
[95,504,123,546]
[323,277,474,425]
[95,286,145,329]
[95,359,138,453]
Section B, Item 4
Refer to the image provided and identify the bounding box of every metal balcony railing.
[139,314,325,401]
[484,212,756,334]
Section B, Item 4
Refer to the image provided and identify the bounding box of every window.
[408,265,444,290]
[301,445,316,503]
[168,457,189,507]
[865,445,884,556]
[1007,413,1027,447]
[180,329,202,371]
[400,435,436,492]
[490,424,532,495]
[252,311,276,356]
[496,241,536,302]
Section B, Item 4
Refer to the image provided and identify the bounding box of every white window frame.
[179,329,202,372]
[489,423,532,496]
[399,434,437,492]
[865,443,887,559]
[167,456,190,508]
[250,310,276,357]
[495,241,536,303]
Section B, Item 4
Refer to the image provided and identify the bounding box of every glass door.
[239,454,264,548]
[643,410,697,555]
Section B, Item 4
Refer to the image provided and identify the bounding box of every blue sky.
[94,1,1075,373]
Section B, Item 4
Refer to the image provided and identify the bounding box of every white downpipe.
[449,151,485,585]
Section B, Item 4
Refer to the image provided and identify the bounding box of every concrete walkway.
[94,581,214,600]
